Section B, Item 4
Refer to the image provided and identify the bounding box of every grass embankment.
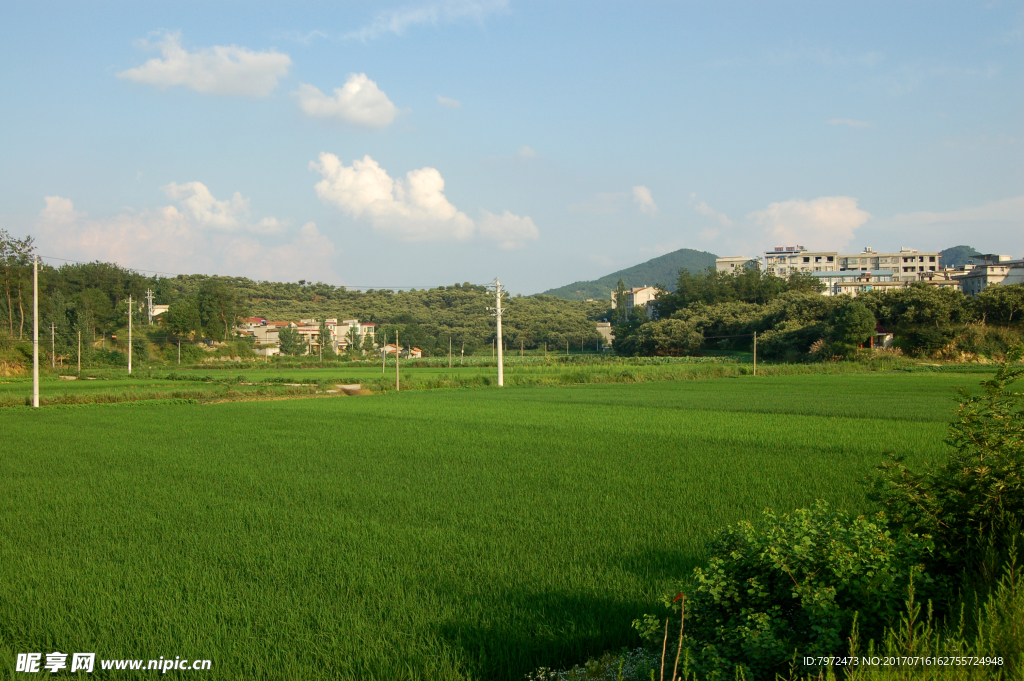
[0,355,991,408]
[0,373,976,680]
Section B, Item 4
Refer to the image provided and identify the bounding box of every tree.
[613,279,628,325]
[869,344,1024,570]
[277,325,302,356]
[197,278,245,340]
[827,300,876,357]
[977,284,1024,325]
[164,296,202,339]
[0,230,35,339]
[318,319,336,357]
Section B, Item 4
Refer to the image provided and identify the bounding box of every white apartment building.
[762,246,838,277]
[610,286,658,315]
[954,255,1024,296]
[715,256,759,273]
[838,247,941,282]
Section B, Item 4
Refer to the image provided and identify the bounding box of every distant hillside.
[940,245,981,269]
[542,248,718,301]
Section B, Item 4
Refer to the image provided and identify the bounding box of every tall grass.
[0,374,972,679]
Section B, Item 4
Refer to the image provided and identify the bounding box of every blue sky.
[1,1,1021,293]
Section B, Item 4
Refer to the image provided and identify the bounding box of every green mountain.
[939,245,982,269]
[542,248,718,301]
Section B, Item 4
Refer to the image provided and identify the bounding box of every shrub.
[634,502,940,680]
[868,344,1024,572]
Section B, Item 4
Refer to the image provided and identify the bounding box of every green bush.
[635,502,940,680]
[869,344,1024,572]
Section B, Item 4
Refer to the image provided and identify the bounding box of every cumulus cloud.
[517,145,538,159]
[479,210,539,249]
[117,31,291,97]
[311,153,474,240]
[632,186,657,215]
[748,196,872,250]
[345,0,509,41]
[34,190,335,281]
[311,152,539,247]
[860,196,1024,255]
[296,74,397,127]
[437,95,462,108]
[827,118,873,128]
[689,194,733,228]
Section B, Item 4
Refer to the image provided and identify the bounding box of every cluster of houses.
[237,318,423,358]
[715,246,1024,298]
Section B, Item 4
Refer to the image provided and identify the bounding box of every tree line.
[613,266,1024,360]
[0,233,609,364]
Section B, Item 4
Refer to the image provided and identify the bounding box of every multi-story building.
[953,255,1024,296]
[715,256,759,273]
[809,270,894,296]
[838,247,941,282]
[762,246,839,277]
[610,286,658,316]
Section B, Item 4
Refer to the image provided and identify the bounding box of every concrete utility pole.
[127,295,132,375]
[177,340,180,365]
[51,324,55,368]
[146,288,154,325]
[32,256,38,408]
[449,336,452,369]
[487,278,505,387]
[395,330,400,391]
[382,332,386,374]
[77,330,81,375]
[753,331,757,377]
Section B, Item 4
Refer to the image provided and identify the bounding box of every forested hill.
[939,245,981,269]
[542,248,718,301]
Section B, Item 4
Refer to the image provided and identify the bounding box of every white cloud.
[437,95,462,108]
[861,196,1024,256]
[160,182,248,231]
[517,145,538,159]
[632,186,657,215]
[827,118,873,128]
[311,153,474,241]
[117,31,291,97]
[34,196,336,281]
[748,196,872,251]
[693,200,733,227]
[345,0,509,41]
[296,74,397,127]
[479,210,539,250]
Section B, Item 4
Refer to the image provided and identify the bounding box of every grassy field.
[0,372,983,679]
[0,354,993,408]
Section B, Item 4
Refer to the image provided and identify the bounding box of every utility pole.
[51,324,55,368]
[487,278,505,387]
[753,331,757,377]
[520,337,523,358]
[395,330,400,391]
[449,336,452,369]
[146,288,154,325]
[127,295,132,375]
[382,332,386,374]
[32,256,38,408]
[460,342,464,366]
[177,340,180,364]
[77,330,81,375]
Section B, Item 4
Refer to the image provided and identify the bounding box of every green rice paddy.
[0,372,983,679]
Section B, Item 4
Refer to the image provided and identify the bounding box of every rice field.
[0,372,983,679]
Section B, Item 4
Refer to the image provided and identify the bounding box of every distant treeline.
[613,266,1024,360]
[0,232,610,362]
